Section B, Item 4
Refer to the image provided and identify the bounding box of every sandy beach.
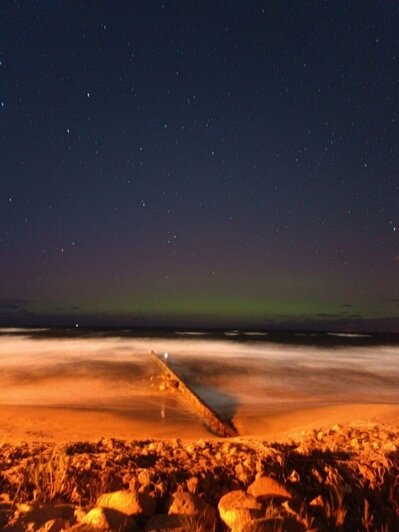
[1,402,399,445]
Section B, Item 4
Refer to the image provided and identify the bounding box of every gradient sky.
[1,1,398,330]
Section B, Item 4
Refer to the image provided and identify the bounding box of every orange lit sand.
[1,402,399,444]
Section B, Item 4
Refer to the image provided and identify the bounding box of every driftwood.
[150,350,238,438]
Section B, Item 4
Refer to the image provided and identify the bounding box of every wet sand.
[1,402,399,444]
[0,403,210,443]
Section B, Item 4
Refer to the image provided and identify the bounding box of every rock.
[247,476,292,501]
[382,442,397,452]
[81,508,109,529]
[97,489,156,517]
[218,490,263,529]
[235,463,251,484]
[74,508,87,522]
[80,507,136,531]
[168,491,216,529]
[232,517,305,531]
[138,470,152,487]
[146,513,189,531]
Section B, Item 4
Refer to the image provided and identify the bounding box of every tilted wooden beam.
[150,350,238,438]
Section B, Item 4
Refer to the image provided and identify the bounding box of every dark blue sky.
[1,1,398,330]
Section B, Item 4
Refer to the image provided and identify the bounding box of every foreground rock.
[218,490,263,529]
[0,422,398,530]
[168,491,216,529]
[97,489,155,518]
[80,506,137,530]
[247,476,292,502]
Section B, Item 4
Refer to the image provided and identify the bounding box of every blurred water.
[0,328,398,412]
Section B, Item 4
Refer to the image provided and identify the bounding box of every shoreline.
[1,402,398,444]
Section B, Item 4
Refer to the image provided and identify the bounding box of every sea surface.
[1,327,398,417]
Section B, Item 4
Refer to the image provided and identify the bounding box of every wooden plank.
[150,350,238,438]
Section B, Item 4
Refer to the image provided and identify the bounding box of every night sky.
[1,1,398,331]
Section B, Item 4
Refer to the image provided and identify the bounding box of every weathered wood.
[150,350,238,438]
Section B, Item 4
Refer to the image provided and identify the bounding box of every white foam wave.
[328,332,371,338]
[0,328,49,333]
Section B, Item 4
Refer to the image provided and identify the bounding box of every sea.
[1,327,398,419]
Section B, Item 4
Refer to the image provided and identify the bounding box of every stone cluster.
[0,422,398,530]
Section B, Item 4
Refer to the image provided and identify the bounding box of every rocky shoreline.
[0,422,398,531]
